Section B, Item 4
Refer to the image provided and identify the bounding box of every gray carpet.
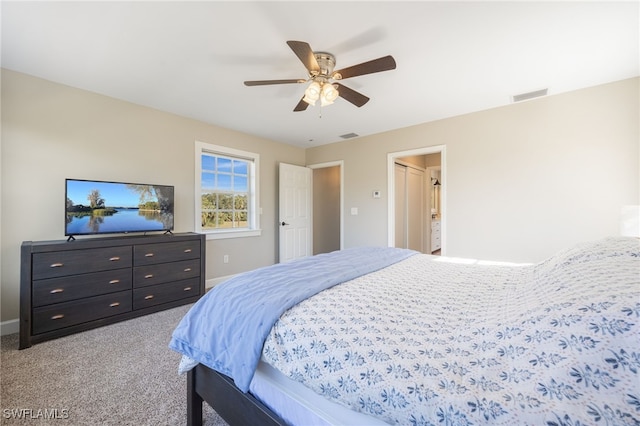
[1,304,228,425]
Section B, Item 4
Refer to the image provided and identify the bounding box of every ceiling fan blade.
[335,83,370,107]
[287,41,320,74]
[332,55,396,80]
[244,79,306,86]
[293,97,310,112]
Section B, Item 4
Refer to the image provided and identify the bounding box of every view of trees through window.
[201,153,249,230]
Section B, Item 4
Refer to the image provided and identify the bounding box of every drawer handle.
[51,314,64,320]
[144,274,154,279]
[144,295,154,300]
[183,268,192,272]
[109,256,121,261]
[109,302,120,307]
[50,263,64,268]
[183,286,192,291]
[109,279,121,284]
[184,249,192,253]
[50,288,64,294]
[145,253,155,257]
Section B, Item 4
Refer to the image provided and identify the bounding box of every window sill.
[203,229,262,240]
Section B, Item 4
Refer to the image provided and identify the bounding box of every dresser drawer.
[32,291,132,335]
[32,246,132,280]
[133,259,200,288]
[133,278,200,309]
[431,235,441,251]
[33,268,132,307]
[134,240,200,266]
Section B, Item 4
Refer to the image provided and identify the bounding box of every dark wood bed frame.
[187,363,288,426]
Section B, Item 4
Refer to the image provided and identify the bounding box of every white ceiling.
[2,1,638,148]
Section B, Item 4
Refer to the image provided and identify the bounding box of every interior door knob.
[281,221,289,226]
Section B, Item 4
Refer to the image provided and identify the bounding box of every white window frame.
[195,141,261,240]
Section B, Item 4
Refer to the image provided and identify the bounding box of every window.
[195,142,260,239]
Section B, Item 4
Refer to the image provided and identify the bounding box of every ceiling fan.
[244,41,396,112]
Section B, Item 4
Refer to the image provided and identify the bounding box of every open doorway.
[309,161,343,255]
[427,165,442,255]
[387,146,445,255]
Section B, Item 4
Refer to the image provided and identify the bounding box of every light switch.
[351,207,358,215]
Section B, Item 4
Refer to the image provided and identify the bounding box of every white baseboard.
[1,319,19,336]
[206,274,237,290]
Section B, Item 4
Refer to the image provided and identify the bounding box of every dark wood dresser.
[20,232,205,349]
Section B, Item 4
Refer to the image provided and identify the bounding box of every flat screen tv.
[65,178,174,238]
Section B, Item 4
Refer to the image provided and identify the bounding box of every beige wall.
[0,69,305,323]
[2,70,638,325]
[307,78,639,262]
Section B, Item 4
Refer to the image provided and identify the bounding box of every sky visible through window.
[202,155,248,192]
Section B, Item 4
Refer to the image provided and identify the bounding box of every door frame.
[387,145,446,254]
[308,160,344,251]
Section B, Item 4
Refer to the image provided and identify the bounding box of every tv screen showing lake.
[66,208,171,235]
[65,180,174,235]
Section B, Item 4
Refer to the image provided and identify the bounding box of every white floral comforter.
[262,237,640,425]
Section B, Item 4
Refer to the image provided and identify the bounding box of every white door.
[406,167,425,252]
[394,162,425,252]
[279,163,312,263]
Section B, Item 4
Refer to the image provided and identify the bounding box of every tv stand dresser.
[20,232,205,349]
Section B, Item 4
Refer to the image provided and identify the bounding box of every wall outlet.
[223,255,229,264]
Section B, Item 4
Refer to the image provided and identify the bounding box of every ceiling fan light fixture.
[320,96,334,107]
[304,80,340,107]
[302,94,316,106]
[321,83,339,104]
[303,81,321,105]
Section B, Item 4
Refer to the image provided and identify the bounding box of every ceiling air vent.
[340,132,359,139]
[512,88,548,103]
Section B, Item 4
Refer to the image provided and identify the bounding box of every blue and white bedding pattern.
[169,246,416,392]
[261,237,640,425]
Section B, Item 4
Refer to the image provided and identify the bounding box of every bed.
[169,237,640,425]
